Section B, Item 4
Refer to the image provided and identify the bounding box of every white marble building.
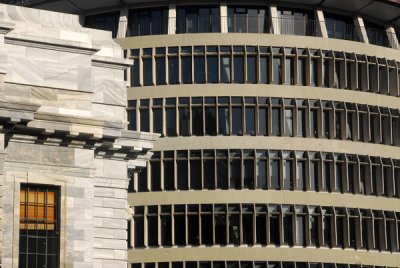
[0,4,158,268]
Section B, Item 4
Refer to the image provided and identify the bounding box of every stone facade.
[0,4,158,268]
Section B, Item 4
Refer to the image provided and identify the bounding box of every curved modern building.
[4,0,400,267]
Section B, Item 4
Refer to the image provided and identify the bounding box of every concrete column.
[269,4,280,34]
[386,26,399,49]
[168,0,176,35]
[314,9,328,38]
[117,8,129,38]
[220,0,228,33]
[354,16,369,44]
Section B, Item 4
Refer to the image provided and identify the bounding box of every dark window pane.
[143,58,153,86]
[155,57,166,85]
[166,108,177,136]
[218,107,230,135]
[232,107,243,135]
[271,160,280,189]
[230,159,241,189]
[234,56,244,83]
[182,56,192,84]
[260,57,269,84]
[151,161,161,191]
[220,56,231,83]
[244,159,255,189]
[245,107,256,135]
[217,159,229,189]
[153,109,163,134]
[192,106,204,135]
[257,160,267,189]
[164,160,174,191]
[190,160,202,190]
[194,56,206,83]
[205,107,217,135]
[272,108,281,136]
[204,159,215,189]
[259,108,268,135]
[179,107,190,136]
[140,109,150,132]
[177,160,189,190]
[169,57,179,84]
[273,57,282,84]
[207,56,218,83]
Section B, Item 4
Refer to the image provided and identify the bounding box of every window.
[228,7,270,33]
[128,8,168,36]
[19,184,60,268]
[84,12,120,38]
[177,7,220,34]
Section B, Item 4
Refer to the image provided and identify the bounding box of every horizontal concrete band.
[128,84,400,110]
[118,33,400,61]
[128,247,400,266]
[128,190,400,212]
[153,136,400,159]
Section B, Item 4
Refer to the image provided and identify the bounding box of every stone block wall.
[0,4,158,268]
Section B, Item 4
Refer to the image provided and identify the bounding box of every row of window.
[84,6,396,49]
[127,45,400,98]
[131,263,396,268]
[127,97,400,147]
[131,203,400,253]
[129,149,400,199]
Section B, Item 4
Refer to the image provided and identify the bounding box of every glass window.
[131,49,141,87]
[245,106,256,135]
[260,56,269,84]
[232,106,243,135]
[194,47,206,83]
[151,160,161,191]
[220,54,231,83]
[192,98,203,135]
[128,8,168,36]
[298,58,306,86]
[271,159,280,189]
[166,103,177,136]
[84,12,120,38]
[143,54,153,86]
[233,52,244,83]
[174,206,186,246]
[147,206,158,246]
[273,57,282,84]
[247,54,257,83]
[285,57,294,85]
[230,157,241,189]
[134,207,145,247]
[215,206,227,245]
[177,7,220,33]
[190,157,202,190]
[218,105,230,135]
[284,108,293,136]
[207,54,218,83]
[19,184,60,268]
[164,158,174,191]
[161,206,172,246]
[257,158,268,189]
[182,49,192,84]
[179,106,190,136]
[217,151,229,189]
[284,160,293,190]
[168,54,179,85]
[272,108,281,136]
[204,157,216,190]
[310,59,318,86]
[188,206,199,245]
[244,157,255,189]
[177,158,189,190]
